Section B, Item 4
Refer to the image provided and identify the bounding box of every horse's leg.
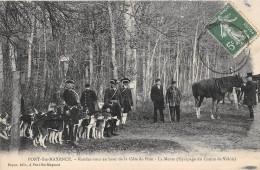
[211,98,216,119]
[216,99,221,119]
[197,96,204,118]
[195,96,199,118]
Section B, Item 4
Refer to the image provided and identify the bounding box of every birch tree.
[27,13,35,82]
[108,2,118,79]
[0,38,3,113]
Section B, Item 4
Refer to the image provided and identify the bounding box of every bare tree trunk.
[214,45,218,78]
[99,56,104,101]
[85,65,89,84]
[89,44,93,84]
[192,19,199,83]
[147,34,161,73]
[132,48,137,112]
[27,13,35,81]
[147,33,161,95]
[11,71,21,151]
[63,30,68,78]
[162,42,168,94]
[199,60,203,80]
[176,40,180,87]
[0,38,3,113]
[205,49,210,79]
[146,37,151,98]
[188,53,191,86]
[57,40,62,80]
[124,1,137,112]
[42,25,47,99]
[142,47,146,99]
[9,42,16,72]
[108,2,118,79]
[158,41,162,78]
[124,1,134,77]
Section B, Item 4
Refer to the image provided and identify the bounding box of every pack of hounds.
[0,102,117,149]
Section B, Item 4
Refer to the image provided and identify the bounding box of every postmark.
[206,3,258,57]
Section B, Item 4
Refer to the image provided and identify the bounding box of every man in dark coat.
[104,79,122,135]
[120,78,133,128]
[166,80,182,123]
[62,80,80,143]
[80,83,97,115]
[242,73,257,121]
[151,79,164,123]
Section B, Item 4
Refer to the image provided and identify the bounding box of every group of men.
[151,79,182,124]
[62,78,133,143]
[60,71,257,144]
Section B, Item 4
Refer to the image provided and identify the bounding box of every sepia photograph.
[0,0,259,169]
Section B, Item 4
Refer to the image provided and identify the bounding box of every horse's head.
[232,74,244,88]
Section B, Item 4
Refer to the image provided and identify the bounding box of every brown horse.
[192,74,244,119]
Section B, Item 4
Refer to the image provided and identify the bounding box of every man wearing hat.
[62,80,80,143]
[151,79,165,123]
[166,80,182,123]
[80,83,97,115]
[104,79,122,135]
[120,78,133,128]
[242,73,257,121]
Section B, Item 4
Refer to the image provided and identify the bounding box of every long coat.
[120,87,133,113]
[151,85,164,102]
[80,89,97,113]
[62,89,80,124]
[63,89,79,107]
[104,88,122,106]
[243,81,257,106]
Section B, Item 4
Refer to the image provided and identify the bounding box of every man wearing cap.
[80,83,97,115]
[120,78,133,128]
[166,80,182,123]
[62,80,80,143]
[242,73,257,121]
[104,79,122,135]
[151,79,165,123]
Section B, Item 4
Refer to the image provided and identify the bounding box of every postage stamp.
[207,3,258,57]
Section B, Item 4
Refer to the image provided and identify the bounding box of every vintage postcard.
[0,0,260,170]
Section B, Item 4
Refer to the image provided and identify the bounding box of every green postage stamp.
[207,3,258,57]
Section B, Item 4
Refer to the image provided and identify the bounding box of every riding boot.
[111,119,118,135]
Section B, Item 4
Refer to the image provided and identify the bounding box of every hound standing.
[120,78,133,128]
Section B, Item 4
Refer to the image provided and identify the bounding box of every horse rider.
[166,80,182,123]
[242,72,257,121]
[80,83,97,116]
[120,78,133,128]
[104,79,122,135]
[151,78,165,124]
[62,80,81,144]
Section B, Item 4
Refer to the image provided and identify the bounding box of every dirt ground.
[1,100,259,169]
[1,100,259,154]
